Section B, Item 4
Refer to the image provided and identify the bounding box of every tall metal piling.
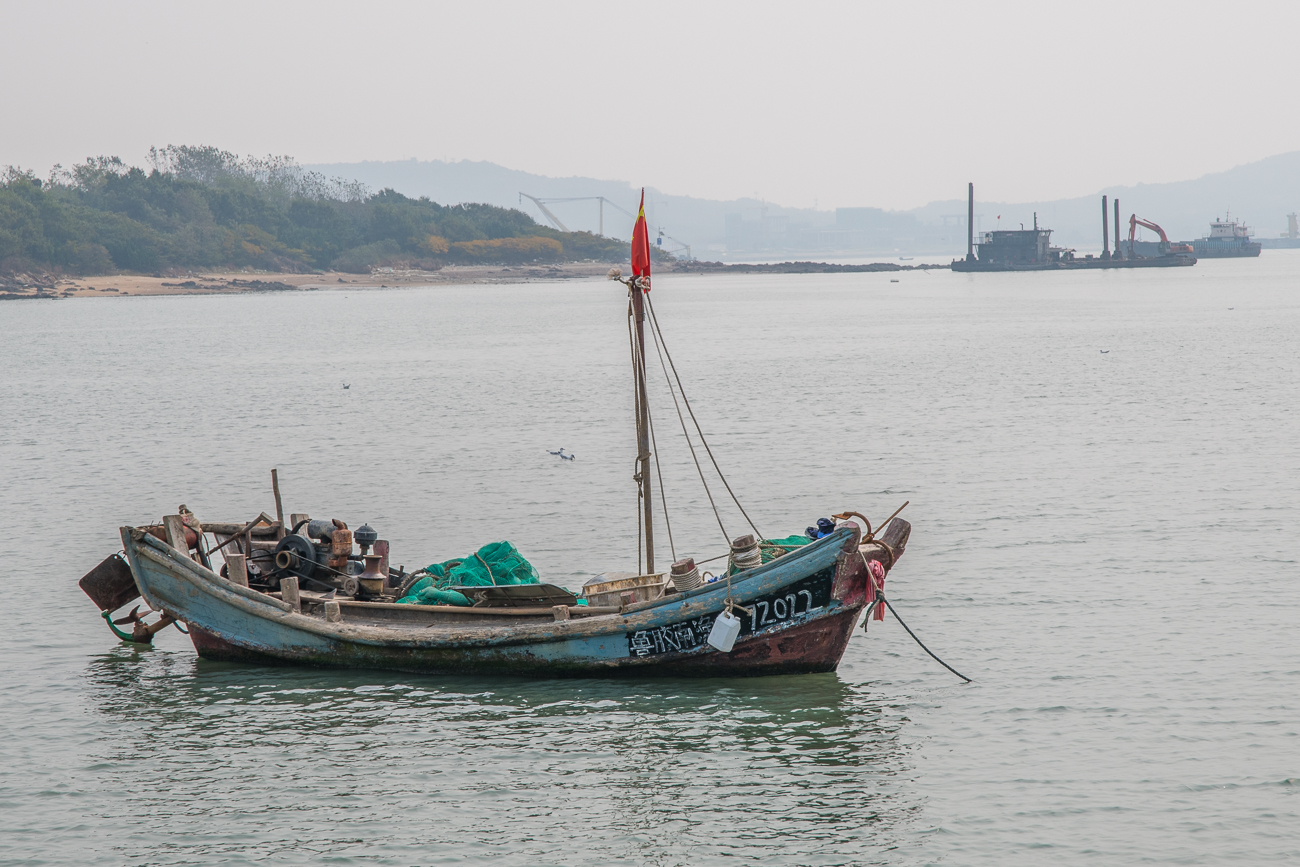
[1102,196,1111,259]
[1114,198,1122,259]
[966,183,976,262]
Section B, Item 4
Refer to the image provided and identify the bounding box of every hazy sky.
[5,0,1297,210]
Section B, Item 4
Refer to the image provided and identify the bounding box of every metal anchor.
[102,605,178,644]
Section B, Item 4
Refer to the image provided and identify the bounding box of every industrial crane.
[518,193,575,233]
[1129,215,1194,256]
[519,192,693,259]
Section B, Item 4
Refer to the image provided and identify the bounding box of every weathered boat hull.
[183,607,862,677]
[121,522,904,677]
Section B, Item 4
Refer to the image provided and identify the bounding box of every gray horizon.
[4,0,1299,221]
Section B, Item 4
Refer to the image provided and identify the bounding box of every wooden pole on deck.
[226,553,248,587]
[280,575,300,611]
[271,469,285,540]
[163,514,192,561]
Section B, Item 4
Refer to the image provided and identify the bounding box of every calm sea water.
[2,255,1297,866]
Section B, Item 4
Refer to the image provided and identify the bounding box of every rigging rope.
[645,300,730,543]
[645,389,676,563]
[635,464,642,573]
[626,290,677,563]
[644,294,763,540]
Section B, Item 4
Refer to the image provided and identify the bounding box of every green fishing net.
[397,540,540,606]
[759,535,814,564]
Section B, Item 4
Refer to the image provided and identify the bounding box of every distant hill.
[305,158,833,256]
[310,153,1300,258]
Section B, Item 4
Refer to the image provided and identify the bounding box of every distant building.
[835,207,892,229]
[720,206,957,256]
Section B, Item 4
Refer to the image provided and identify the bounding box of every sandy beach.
[0,259,949,300]
[0,262,630,300]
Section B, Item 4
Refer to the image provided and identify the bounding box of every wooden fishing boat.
[97,516,907,676]
[78,193,914,677]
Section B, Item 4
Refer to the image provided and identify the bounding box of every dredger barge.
[952,183,1196,272]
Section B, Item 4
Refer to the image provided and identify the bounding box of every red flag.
[630,188,651,288]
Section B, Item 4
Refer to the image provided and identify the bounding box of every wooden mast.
[631,281,654,574]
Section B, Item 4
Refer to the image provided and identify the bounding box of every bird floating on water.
[343,383,350,389]
[548,448,576,461]
[1100,350,1109,354]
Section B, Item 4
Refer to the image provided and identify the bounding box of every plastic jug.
[707,611,742,652]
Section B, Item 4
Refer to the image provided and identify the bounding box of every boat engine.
[273,534,322,585]
[355,523,378,554]
[271,519,379,596]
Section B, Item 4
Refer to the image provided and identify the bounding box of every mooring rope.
[871,590,972,683]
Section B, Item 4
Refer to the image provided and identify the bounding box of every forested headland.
[0,146,637,276]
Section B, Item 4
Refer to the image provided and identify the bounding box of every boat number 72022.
[743,567,833,632]
[626,566,835,658]
[754,590,813,628]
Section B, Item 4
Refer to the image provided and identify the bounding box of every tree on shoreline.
[0,146,637,276]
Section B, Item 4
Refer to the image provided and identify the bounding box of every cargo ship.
[1194,216,1260,257]
[951,185,1195,272]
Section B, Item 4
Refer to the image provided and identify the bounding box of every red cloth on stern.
[869,559,886,621]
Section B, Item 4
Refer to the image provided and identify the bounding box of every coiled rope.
[730,543,763,571]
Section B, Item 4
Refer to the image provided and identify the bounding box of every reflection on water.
[81,651,916,865]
